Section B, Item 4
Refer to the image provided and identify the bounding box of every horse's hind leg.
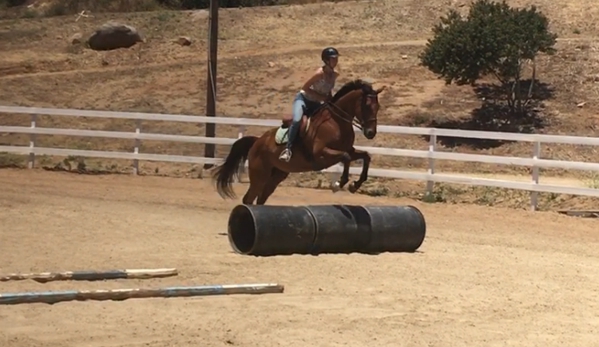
[242,157,271,205]
[242,185,260,205]
[256,168,289,205]
[242,176,268,205]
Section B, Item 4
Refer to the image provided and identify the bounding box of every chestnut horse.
[211,78,385,205]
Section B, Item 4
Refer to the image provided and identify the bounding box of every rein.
[324,91,378,131]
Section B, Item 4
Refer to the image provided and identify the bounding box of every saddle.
[280,102,326,129]
[281,113,307,129]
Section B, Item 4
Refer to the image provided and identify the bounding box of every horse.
[211,78,386,205]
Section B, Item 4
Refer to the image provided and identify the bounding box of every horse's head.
[356,81,385,139]
[330,79,386,140]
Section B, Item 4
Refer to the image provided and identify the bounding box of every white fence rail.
[1,105,599,210]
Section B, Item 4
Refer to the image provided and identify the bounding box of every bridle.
[325,88,378,131]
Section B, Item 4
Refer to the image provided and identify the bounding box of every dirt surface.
[1,168,599,346]
[1,0,599,210]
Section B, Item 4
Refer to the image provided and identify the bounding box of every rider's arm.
[326,72,340,101]
[301,69,328,103]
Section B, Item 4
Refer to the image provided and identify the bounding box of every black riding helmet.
[321,47,339,62]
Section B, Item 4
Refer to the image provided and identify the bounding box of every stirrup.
[279,148,292,162]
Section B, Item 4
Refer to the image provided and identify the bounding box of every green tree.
[419,0,557,116]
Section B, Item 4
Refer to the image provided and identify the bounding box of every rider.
[279,46,340,162]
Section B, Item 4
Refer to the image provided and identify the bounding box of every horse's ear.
[375,86,386,94]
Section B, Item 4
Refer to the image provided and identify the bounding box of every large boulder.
[87,21,145,51]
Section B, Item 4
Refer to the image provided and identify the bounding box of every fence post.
[28,114,37,169]
[237,125,245,140]
[426,133,437,196]
[133,120,141,175]
[530,141,541,211]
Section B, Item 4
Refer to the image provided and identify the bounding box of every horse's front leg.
[346,148,371,194]
[331,148,370,193]
[311,147,350,184]
[331,156,351,193]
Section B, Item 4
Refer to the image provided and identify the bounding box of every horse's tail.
[212,135,258,199]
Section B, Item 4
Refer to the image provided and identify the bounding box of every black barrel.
[357,205,426,253]
[226,204,426,256]
[227,204,316,256]
[304,205,371,254]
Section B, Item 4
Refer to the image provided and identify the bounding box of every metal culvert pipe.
[226,204,426,256]
[358,205,426,253]
[227,204,317,256]
[304,205,371,254]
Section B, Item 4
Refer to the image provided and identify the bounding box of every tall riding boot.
[279,120,300,162]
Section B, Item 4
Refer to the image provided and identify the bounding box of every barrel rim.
[227,204,258,255]
[406,204,426,248]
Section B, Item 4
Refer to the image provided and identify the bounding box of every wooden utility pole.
[203,0,219,169]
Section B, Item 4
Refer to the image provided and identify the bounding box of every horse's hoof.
[348,182,358,194]
[331,181,341,193]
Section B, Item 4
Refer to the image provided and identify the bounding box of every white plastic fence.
[1,105,599,210]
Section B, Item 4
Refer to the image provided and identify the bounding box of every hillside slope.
[1,0,599,210]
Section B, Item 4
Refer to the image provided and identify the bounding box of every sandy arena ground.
[1,168,599,346]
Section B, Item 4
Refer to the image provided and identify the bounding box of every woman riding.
[279,46,340,162]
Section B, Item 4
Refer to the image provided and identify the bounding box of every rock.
[87,21,144,51]
[176,36,192,46]
[70,33,82,45]
[191,9,209,21]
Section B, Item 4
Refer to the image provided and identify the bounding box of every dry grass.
[0,0,356,19]
[1,0,599,210]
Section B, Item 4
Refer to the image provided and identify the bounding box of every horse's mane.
[331,79,374,103]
